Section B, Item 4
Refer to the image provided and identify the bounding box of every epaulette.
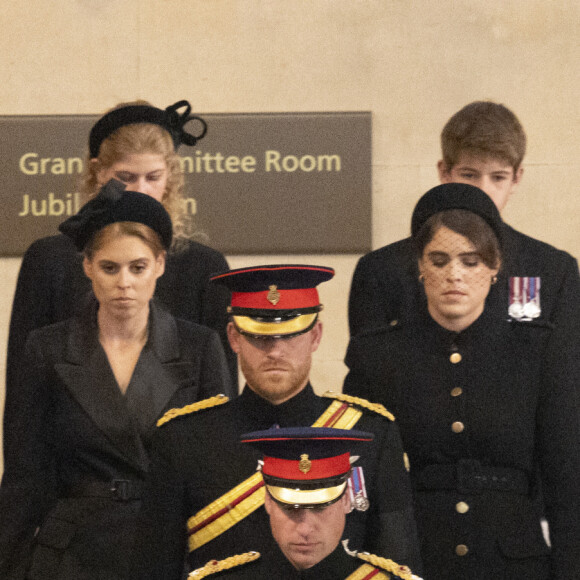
[321,391,395,421]
[355,552,422,579]
[157,394,230,427]
[188,552,260,578]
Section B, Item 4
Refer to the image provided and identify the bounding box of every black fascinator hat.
[89,100,208,158]
[59,179,173,251]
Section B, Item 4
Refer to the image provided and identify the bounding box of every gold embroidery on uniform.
[157,395,229,427]
[188,551,260,578]
[322,391,395,421]
[356,552,418,579]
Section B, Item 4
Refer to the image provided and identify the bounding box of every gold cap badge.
[299,454,312,474]
[267,285,281,305]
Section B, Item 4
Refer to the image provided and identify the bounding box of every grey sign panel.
[0,112,371,255]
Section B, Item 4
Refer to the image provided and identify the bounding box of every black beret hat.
[411,183,504,244]
[89,100,207,158]
[59,179,173,251]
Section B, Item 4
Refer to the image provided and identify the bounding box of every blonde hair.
[81,102,188,241]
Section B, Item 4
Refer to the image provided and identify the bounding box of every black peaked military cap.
[241,426,373,508]
[211,264,335,338]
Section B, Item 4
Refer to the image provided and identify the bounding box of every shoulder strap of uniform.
[157,394,229,427]
[321,391,395,421]
[352,552,422,580]
[188,551,260,578]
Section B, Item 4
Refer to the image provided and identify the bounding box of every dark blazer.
[6,233,236,390]
[135,385,421,579]
[343,307,580,579]
[348,224,580,335]
[0,299,233,580]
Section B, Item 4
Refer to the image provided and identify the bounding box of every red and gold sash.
[346,563,392,579]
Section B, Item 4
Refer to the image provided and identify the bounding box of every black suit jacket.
[349,224,580,335]
[0,299,232,580]
[6,234,236,391]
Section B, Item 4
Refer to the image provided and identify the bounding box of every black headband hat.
[89,100,208,158]
[411,183,504,245]
[59,179,173,251]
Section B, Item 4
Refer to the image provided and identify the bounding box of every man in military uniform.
[188,427,422,579]
[135,265,420,579]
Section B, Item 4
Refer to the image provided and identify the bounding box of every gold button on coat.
[456,544,469,556]
[449,352,462,364]
[451,387,463,397]
[456,501,469,514]
[452,421,464,433]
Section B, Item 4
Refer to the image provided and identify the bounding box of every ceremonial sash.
[346,563,391,579]
[187,398,363,552]
[350,553,417,580]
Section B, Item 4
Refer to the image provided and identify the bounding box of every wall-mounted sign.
[0,112,371,255]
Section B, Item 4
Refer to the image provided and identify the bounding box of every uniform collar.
[235,383,318,428]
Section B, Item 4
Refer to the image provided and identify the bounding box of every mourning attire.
[0,300,231,580]
[135,385,419,579]
[0,181,233,580]
[344,185,580,579]
[7,234,235,387]
[189,543,416,579]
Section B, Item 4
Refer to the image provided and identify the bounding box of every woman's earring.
[491,275,498,285]
[418,274,425,284]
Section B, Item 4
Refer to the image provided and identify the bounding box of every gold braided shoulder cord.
[188,551,260,578]
[157,394,230,427]
[321,391,395,421]
[356,552,421,580]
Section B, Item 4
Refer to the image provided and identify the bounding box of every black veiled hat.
[59,179,173,251]
[411,183,504,244]
[89,100,208,157]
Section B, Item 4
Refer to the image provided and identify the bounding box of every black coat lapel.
[54,298,148,471]
[124,302,197,432]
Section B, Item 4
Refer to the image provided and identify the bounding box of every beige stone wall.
[1,1,578,471]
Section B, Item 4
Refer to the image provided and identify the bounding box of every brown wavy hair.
[441,101,526,172]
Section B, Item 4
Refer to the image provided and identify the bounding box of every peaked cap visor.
[266,481,348,508]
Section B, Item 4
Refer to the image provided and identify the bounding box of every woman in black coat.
[343,183,580,579]
[6,100,236,394]
[0,181,232,579]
